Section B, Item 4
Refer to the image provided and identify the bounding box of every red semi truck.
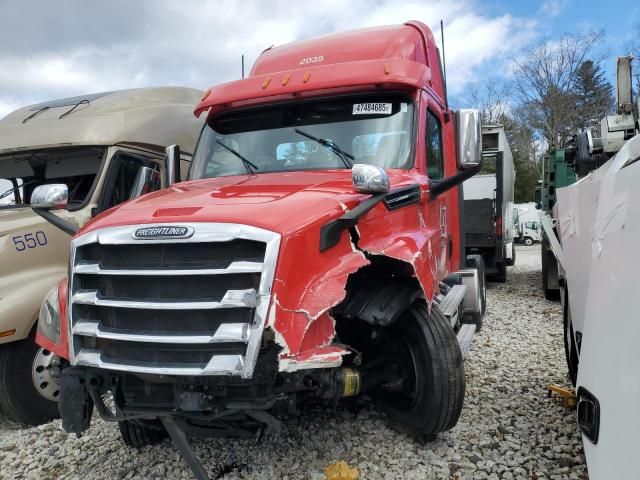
[34,21,485,477]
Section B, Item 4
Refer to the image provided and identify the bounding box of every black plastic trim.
[577,386,600,444]
[33,208,78,235]
[319,193,386,252]
[383,184,420,211]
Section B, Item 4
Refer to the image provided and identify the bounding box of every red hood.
[80,170,416,236]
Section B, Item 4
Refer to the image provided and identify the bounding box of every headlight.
[38,286,61,343]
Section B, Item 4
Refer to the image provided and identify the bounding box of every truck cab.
[0,87,204,425]
[36,22,485,475]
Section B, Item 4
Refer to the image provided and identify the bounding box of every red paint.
[55,21,465,371]
[36,278,69,359]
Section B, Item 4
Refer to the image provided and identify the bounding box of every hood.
[80,170,415,237]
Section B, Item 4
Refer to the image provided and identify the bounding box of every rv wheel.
[376,302,465,440]
[0,330,60,425]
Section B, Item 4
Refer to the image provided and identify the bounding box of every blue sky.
[0,0,638,118]
[485,0,640,84]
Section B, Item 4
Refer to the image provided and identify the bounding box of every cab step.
[456,323,476,359]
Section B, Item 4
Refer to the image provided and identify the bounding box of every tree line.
[461,29,635,202]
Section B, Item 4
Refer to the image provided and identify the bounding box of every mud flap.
[58,367,93,436]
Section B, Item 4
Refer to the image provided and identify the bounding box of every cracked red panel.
[268,197,440,372]
[357,201,440,301]
[268,217,369,369]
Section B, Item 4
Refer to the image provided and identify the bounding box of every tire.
[562,286,579,386]
[541,248,560,301]
[0,331,60,425]
[506,243,516,267]
[524,237,533,246]
[379,302,465,439]
[492,262,507,283]
[119,419,168,448]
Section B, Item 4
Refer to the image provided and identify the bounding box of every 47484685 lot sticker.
[352,103,392,115]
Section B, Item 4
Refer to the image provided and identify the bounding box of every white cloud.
[539,0,570,18]
[0,0,539,118]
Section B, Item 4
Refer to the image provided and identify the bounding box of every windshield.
[0,147,104,209]
[191,94,414,179]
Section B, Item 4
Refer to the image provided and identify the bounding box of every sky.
[0,0,638,119]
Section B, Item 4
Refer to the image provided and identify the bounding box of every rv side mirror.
[31,184,68,209]
[165,144,181,187]
[352,163,390,194]
[455,109,482,169]
[130,166,161,200]
[31,184,78,235]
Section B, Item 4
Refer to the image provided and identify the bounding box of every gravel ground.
[0,245,587,480]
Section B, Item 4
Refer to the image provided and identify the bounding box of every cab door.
[420,92,449,281]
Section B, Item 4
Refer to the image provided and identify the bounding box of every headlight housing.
[38,286,61,344]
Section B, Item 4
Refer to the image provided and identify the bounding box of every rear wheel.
[466,254,486,329]
[0,330,60,425]
[492,262,507,283]
[376,302,465,440]
[119,419,168,448]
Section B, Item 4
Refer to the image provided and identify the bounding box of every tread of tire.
[119,420,167,448]
[413,303,465,434]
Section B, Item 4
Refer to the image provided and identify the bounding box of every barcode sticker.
[352,103,392,115]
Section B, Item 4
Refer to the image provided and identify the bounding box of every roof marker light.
[282,74,290,86]
[303,71,311,83]
[262,77,271,89]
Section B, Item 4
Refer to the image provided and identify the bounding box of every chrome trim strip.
[71,289,258,310]
[75,350,245,375]
[73,320,250,344]
[74,261,264,276]
[68,222,281,379]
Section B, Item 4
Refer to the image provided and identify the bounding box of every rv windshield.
[190,93,415,179]
[0,147,104,209]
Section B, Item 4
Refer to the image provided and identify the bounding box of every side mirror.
[130,166,161,200]
[31,184,68,209]
[352,163,390,194]
[455,109,482,169]
[165,144,181,187]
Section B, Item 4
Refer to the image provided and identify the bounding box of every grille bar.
[73,320,250,344]
[75,350,245,375]
[72,289,258,310]
[68,223,281,378]
[74,260,264,276]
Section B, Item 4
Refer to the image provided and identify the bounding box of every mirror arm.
[319,193,387,252]
[430,160,483,200]
[33,208,78,236]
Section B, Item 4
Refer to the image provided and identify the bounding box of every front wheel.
[524,237,533,246]
[0,332,61,425]
[376,302,465,439]
[119,419,168,448]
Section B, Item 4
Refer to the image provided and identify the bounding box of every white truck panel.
[559,134,640,478]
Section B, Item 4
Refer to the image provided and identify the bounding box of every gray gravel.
[0,245,587,479]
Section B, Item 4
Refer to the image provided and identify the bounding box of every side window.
[426,110,443,179]
[97,153,160,214]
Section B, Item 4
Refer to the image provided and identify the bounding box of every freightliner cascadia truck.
[0,87,204,425]
[34,22,486,477]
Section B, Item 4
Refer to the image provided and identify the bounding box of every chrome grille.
[68,223,280,379]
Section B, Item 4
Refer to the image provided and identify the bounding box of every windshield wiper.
[294,128,353,168]
[215,139,259,175]
[0,180,36,200]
